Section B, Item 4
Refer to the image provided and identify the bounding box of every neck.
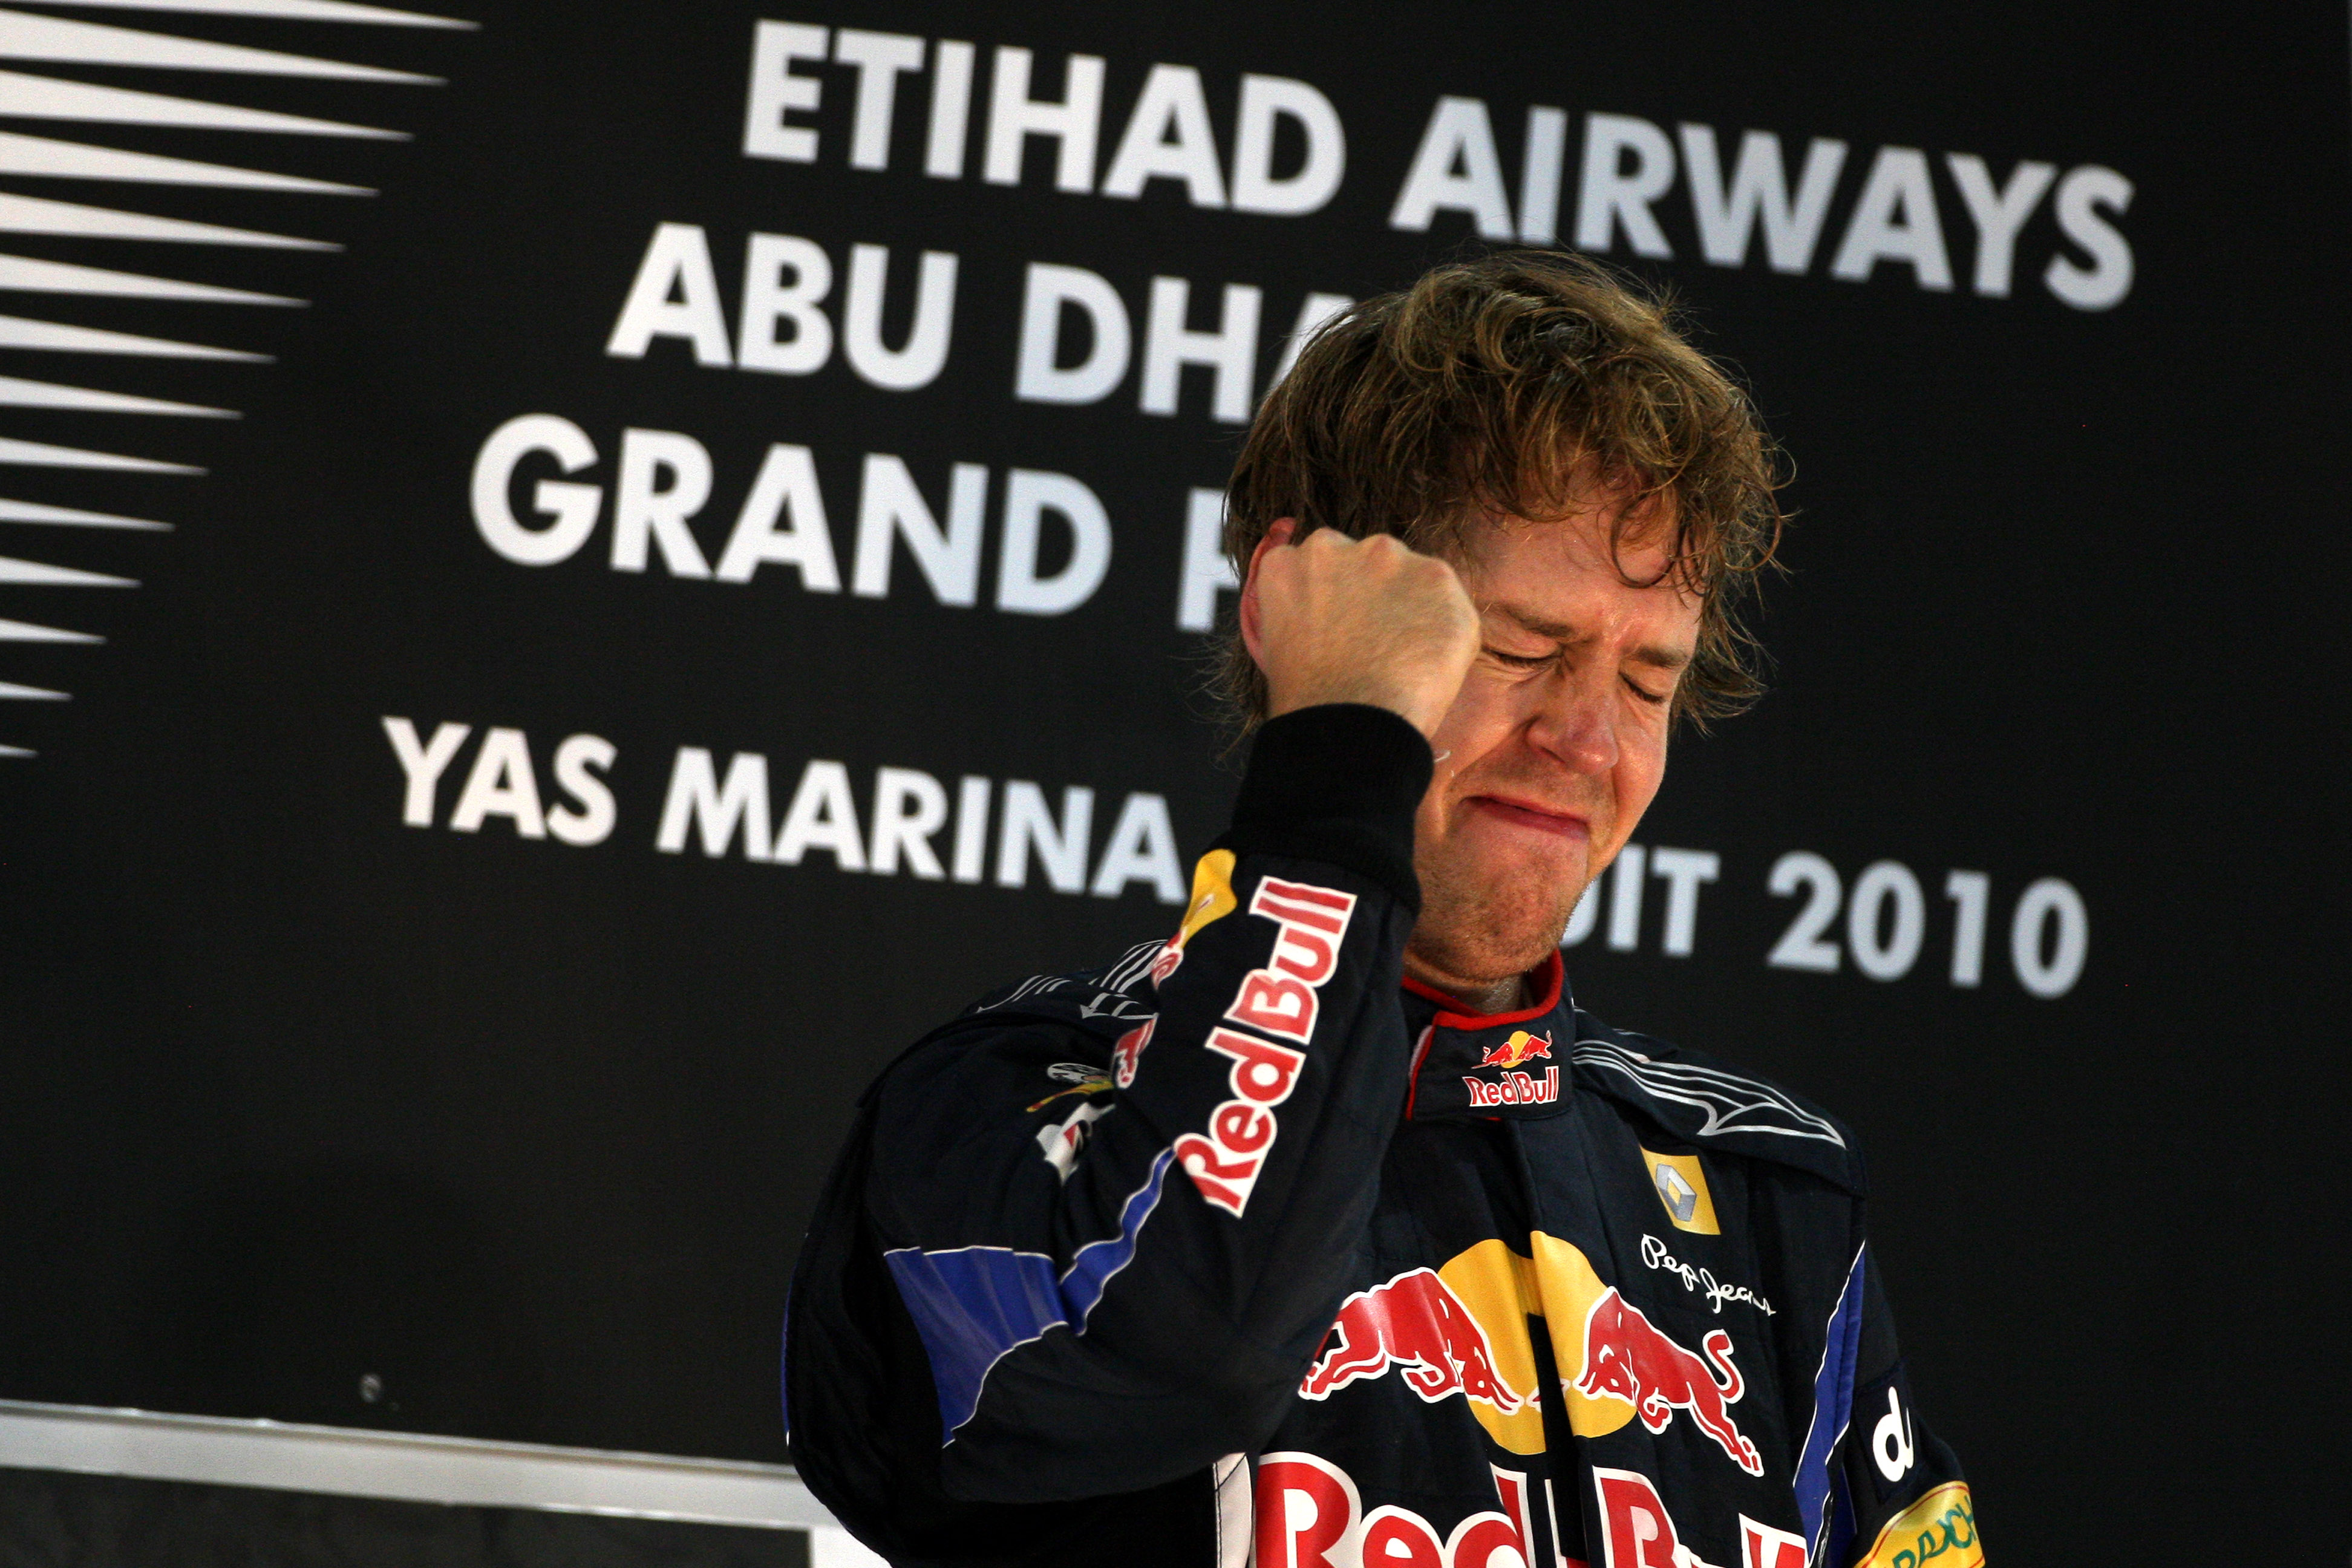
[1401,953,1529,1018]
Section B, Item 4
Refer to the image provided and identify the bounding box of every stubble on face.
[1408,754,1612,990]
[1399,505,1695,1003]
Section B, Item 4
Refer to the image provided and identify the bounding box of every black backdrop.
[3,1,2347,1557]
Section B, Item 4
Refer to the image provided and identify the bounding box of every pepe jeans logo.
[1638,1234,1775,1316]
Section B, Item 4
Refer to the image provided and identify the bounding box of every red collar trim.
[1400,952,1564,1031]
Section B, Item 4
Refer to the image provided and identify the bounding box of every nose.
[1523,663,1621,777]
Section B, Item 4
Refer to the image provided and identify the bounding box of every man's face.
[1406,504,1701,991]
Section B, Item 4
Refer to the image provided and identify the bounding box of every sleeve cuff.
[1217,704,1431,911]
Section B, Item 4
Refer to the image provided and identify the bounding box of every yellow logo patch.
[1858,1482,1981,1568]
[1148,850,1238,984]
[1025,1075,1112,1113]
[1641,1148,1720,1235]
[1425,1235,1640,1454]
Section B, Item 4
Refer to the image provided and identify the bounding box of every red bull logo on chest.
[1463,1063,1561,1108]
[1299,1267,1522,1411]
[1594,1468,1809,1568]
[1295,1235,1768,1476]
[1464,1029,1560,1108]
[1575,1288,1763,1475]
[1255,1451,1809,1568]
[1256,1452,1552,1568]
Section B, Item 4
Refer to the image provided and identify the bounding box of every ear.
[1237,517,1300,668]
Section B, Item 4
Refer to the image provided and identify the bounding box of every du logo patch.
[1641,1148,1720,1235]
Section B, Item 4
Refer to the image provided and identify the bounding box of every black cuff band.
[1218,704,1431,911]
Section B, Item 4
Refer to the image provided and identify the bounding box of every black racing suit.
[786,705,1979,1568]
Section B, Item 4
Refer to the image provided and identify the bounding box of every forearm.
[865,705,1432,1500]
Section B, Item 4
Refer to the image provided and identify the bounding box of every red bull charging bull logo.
[1294,1235,1766,1477]
[1480,1028,1554,1070]
[1299,1267,1523,1411]
[1574,1289,1763,1475]
[1110,1017,1152,1089]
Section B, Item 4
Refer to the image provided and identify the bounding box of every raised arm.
[786,528,1480,1526]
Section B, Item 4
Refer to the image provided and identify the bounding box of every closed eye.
[1624,675,1670,706]
[1486,646,1553,670]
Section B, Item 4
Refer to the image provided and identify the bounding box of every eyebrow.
[1486,602,1693,673]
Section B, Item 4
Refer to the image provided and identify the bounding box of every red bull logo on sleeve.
[1300,1267,1524,1412]
[1175,874,1356,1218]
[1110,1017,1153,1089]
[1222,875,1359,1045]
[1574,1289,1763,1475]
[1173,1027,1305,1217]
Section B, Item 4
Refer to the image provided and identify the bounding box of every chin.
[1409,875,1579,990]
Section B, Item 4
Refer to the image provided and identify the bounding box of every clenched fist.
[1241,520,1481,739]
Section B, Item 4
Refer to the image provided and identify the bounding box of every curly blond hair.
[1218,251,1785,731]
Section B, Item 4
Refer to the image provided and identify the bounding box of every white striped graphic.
[1573,1040,1849,1148]
[0,10,438,81]
[0,554,134,583]
[0,435,200,471]
[0,313,263,358]
[0,128,372,192]
[0,2,468,757]
[0,68,399,137]
[0,252,301,305]
[0,617,100,642]
[0,191,332,247]
[0,374,233,415]
[38,1,469,26]
[0,497,171,528]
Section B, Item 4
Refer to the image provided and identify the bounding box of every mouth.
[1466,795,1591,841]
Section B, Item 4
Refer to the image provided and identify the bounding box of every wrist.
[1220,704,1432,910]
[1265,680,1447,739]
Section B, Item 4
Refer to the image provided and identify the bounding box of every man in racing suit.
[785,254,1979,1568]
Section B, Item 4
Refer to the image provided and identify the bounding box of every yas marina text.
[382,717,2089,1000]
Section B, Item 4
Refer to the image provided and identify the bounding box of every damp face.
[1406,505,1698,993]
